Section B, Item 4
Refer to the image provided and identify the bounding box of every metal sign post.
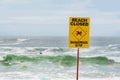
[76,48,80,80]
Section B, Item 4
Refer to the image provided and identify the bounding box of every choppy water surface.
[0,37,120,80]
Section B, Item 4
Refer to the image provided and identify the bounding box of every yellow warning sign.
[68,17,90,48]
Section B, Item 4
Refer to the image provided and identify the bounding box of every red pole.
[76,48,80,80]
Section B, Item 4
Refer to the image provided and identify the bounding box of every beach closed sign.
[68,17,90,48]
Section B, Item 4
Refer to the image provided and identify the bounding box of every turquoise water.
[0,37,120,80]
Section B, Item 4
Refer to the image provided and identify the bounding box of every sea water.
[0,36,120,80]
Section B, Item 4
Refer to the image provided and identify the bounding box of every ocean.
[0,36,120,80]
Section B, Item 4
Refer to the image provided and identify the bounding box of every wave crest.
[0,54,117,66]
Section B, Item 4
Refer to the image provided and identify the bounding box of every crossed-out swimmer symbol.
[76,31,82,36]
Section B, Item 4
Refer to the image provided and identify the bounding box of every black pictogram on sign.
[72,27,86,41]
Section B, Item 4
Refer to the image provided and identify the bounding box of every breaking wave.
[0,54,118,66]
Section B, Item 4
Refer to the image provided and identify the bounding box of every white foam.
[78,77,120,80]
[81,47,100,53]
[108,44,119,47]
[17,38,28,42]
[14,48,26,53]
[0,47,27,54]
[107,57,120,63]
[0,43,20,46]
[25,47,35,51]
[0,72,40,80]
[0,56,4,61]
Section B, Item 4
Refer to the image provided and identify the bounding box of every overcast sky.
[0,0,120,36]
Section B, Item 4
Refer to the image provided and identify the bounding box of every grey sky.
[0,0,120,36]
